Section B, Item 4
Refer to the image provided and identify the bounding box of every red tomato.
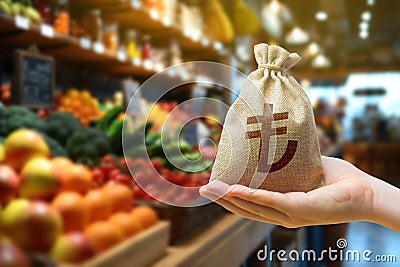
[91,168,105,183]
[108,169,121,181]
[150,159,162,172]
[132,185,146,199]
[102,155,115,165]
[118,158,128,170]
[174,172,187,186]
[115,174,132,185]
[174,192,192,205]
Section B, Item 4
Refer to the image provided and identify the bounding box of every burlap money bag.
[210,43,324,193]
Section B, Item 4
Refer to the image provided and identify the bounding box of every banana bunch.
[233,0,261,35]
[0,0,12,15]
[201,0,234,43]
[0,0,41,23]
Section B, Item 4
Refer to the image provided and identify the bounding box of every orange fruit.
[60,97,71,107]
[59,164,92,194]
[108,212,143,238]
[102,183,133,213]
[130,206,158,229]
[66,89,79,98]
[52,157,73,169]
[52,192,88,232]
[84,221,124,254]
[84,189,112,223]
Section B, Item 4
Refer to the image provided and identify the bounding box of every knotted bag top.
[254,43,302,72]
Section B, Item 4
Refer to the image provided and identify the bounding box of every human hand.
[200,156,376,228]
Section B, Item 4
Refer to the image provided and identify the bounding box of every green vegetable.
[66,128,110,166]
[46,112,81,146]
[40,133,67,157]
[145,132,160,146]
[146,137,162,157]
[0,105,47,136]
[125,145,147,158]
[106,120,123,155]
[183,152,201,161]
[96,105,123,131]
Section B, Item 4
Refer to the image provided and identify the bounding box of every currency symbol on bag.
[237,103,298,186]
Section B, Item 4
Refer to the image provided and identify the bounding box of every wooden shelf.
[153,214,275,267]
[0,14,155,77]
[69,0,223,57]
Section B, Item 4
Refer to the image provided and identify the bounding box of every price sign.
[12,50,54,108]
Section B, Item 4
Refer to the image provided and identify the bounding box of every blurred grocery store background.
[0,0,400,266]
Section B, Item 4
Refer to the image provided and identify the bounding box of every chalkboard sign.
[12,50,55,108]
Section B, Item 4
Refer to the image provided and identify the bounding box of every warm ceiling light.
[367,0,375,6]
[301,79,311,88]
[315,11,328,21]
[359,30,369,39]
[307,42,320,56]
[285,26,310,45]
[359,21,369,31]
[311,54,331,68]
[361,11,372,21]
[269,0,281,14]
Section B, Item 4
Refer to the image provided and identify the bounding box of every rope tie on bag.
[258,64,284,72]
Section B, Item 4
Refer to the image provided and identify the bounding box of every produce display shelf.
[62,221,170,267]
[153,214,275,267]
[0,14,155,77]
[69,0,224,57]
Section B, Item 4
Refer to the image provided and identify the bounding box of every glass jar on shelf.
[80,9,103,43]
[32,0,52,24]
[125,29,141,60]
[53,0,70,35]
[141,34,152,60]
[103,22,119,52]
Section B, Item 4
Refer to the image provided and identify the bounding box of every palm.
[200,157,374,228]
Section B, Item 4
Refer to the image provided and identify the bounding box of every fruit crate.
[139,201,225,245]
[61,221,169,267]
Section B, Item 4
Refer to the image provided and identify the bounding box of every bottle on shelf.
[125,29,141,60]
[52,0,70,35]
[80,9,103,43]
[103,22,119,53]
[141,34,153,69]
[141,34,152,60]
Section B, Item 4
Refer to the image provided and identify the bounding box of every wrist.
[366,175,400,232]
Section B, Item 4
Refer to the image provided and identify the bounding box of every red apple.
[50,232,95,264]
[20,158,60,200]
[4,129,49,171]
[0,236,30,267]
[1,199,63,253]
[0,165,20,205]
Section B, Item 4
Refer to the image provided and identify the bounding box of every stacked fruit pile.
[55,89,105,126]
[0,129,159,266]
